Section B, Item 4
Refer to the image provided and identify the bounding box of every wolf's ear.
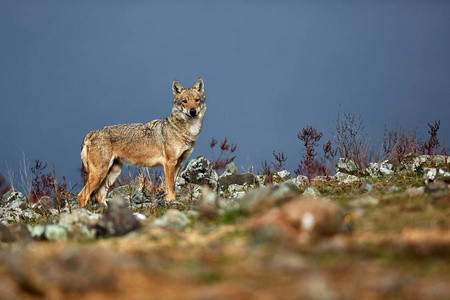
[172,80,184,96]
[193,77,204,93]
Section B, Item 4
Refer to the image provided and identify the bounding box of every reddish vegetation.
[29,159,66,203]
[210,137,237,174]
[272,150,287,172]
[295,126,337,179]
[417,120,446,156]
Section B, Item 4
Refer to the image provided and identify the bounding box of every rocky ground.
[1,155,450,300]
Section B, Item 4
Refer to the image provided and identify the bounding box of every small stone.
[223,163,238,175]
[291,175,309,188]
[387,186,401,193]
[276,170,291,181]
[358,180,374,193]
[424,168,437,183]
[28,225,46,239]
[303,186,320,197]
[334,172,360,184]
[151,209,191,230]
[405,187,425,197]
[133,212,146,221]
[44,224,68,241]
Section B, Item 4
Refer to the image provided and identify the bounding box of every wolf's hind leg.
[96,161,123,205]
[78,162,109,208]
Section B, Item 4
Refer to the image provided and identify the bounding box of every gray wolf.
[77,78,206,207]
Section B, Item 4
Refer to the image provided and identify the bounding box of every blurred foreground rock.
[249,196,351,246]
[95,195,141,238]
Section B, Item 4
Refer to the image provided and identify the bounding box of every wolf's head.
[172,78,206,118]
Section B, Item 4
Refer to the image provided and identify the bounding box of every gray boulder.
[2,190,27,207]
[334,172,360,184]
[401,155,450,173]
[335,158,362,175]
[179,157,218,189]
[218,173,258,199]
[365,160,394,179]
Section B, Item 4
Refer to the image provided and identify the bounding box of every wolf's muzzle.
[189,108,197,117]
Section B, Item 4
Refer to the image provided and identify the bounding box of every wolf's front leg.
[163,160,177,202]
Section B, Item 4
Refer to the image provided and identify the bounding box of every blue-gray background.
[1,1,449,191]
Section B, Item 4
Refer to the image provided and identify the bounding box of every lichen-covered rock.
[365,160,394,179]
[1,190,27,207]
[401,155,450,173]
[223,163,238,175]
[275,170,291,182]
[218,173,257,198]
[0,207,22,223]
[264,170,292,185]
[424,168,437,183]
[288,175,309,188]
[335,158,362,175]
[95,195,141,238]
[179,156,218,189]
[21,208,41,221]
[334,172,360,184]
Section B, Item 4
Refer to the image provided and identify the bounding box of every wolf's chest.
[187,118,202,137]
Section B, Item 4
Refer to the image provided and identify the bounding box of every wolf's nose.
[190,108,197,116]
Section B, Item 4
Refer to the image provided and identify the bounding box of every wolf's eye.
[195,99,200,102]
[182,100,187,104]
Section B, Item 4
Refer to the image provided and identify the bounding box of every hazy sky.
[1,1,449,191]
